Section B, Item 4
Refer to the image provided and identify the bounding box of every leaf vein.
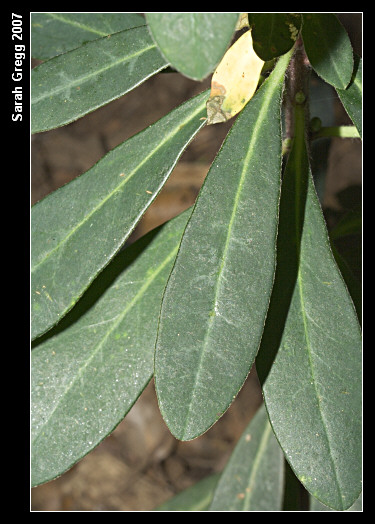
[32,42,156,105]
[32,244,178,445]
[31,102,206,274]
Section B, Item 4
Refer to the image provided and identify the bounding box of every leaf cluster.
[31,13,362,511]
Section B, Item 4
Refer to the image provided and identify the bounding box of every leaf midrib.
[243,421,272,510]
[296,265,345,508]
[180,74,281,440]
[31,100,206,274]
[31,39,157,105]
[46,13,146,37]
[32,243,179,446]
[293,110,345,508]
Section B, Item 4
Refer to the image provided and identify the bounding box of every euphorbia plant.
[31,13,362,511]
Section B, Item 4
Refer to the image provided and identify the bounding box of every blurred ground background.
[31,14,362,511]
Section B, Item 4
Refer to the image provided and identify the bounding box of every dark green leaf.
[146,13,239,80]
[155,474,220,511]
[336,55,362,137]
[31,209,192,487]
[31,90,208,340]
[310,491,362,511]
[209,404,284,510]
[257,107,362,511]
[31,13,145,60]
[302,14,354,89]
[154,51,293,441]
[31,26,168,133]
[330,209,361,241]
[330,243,361,323]
[248,13,302,60]
[283,460,306,510]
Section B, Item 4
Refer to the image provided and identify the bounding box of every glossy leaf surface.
[258,106,362,511]
[209,404,284,510]
[31,12,145,59]
[302,14,353,89]
[248,13,302,60]
[154,51,292,441]
[31,91,208,340]
[31,209,192,487]
[336,55,362,137]
[31,26,168,133]
[146,13,239,80]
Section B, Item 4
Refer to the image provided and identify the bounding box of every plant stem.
[313,125,360,140]
[283,37,311,155]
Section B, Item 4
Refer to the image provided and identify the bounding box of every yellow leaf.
[235,13,250,31]
[206,30,264,125]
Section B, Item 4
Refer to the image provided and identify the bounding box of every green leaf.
[330,244,361,323]
[310,491,362,511]
[335,55,362,138]
[283,460,306,510]
[31,26,168,133]
[154,51,293,441]
[257,105,362,511]
[146,13,239,80]
[302,14,354,89]
[209,404,284,510]
[31,208,192,487]
[31,13,146,60]
[329,209,361,241]
[31,90,208,340]
[155,474,220,511]
[248,13,302,61]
